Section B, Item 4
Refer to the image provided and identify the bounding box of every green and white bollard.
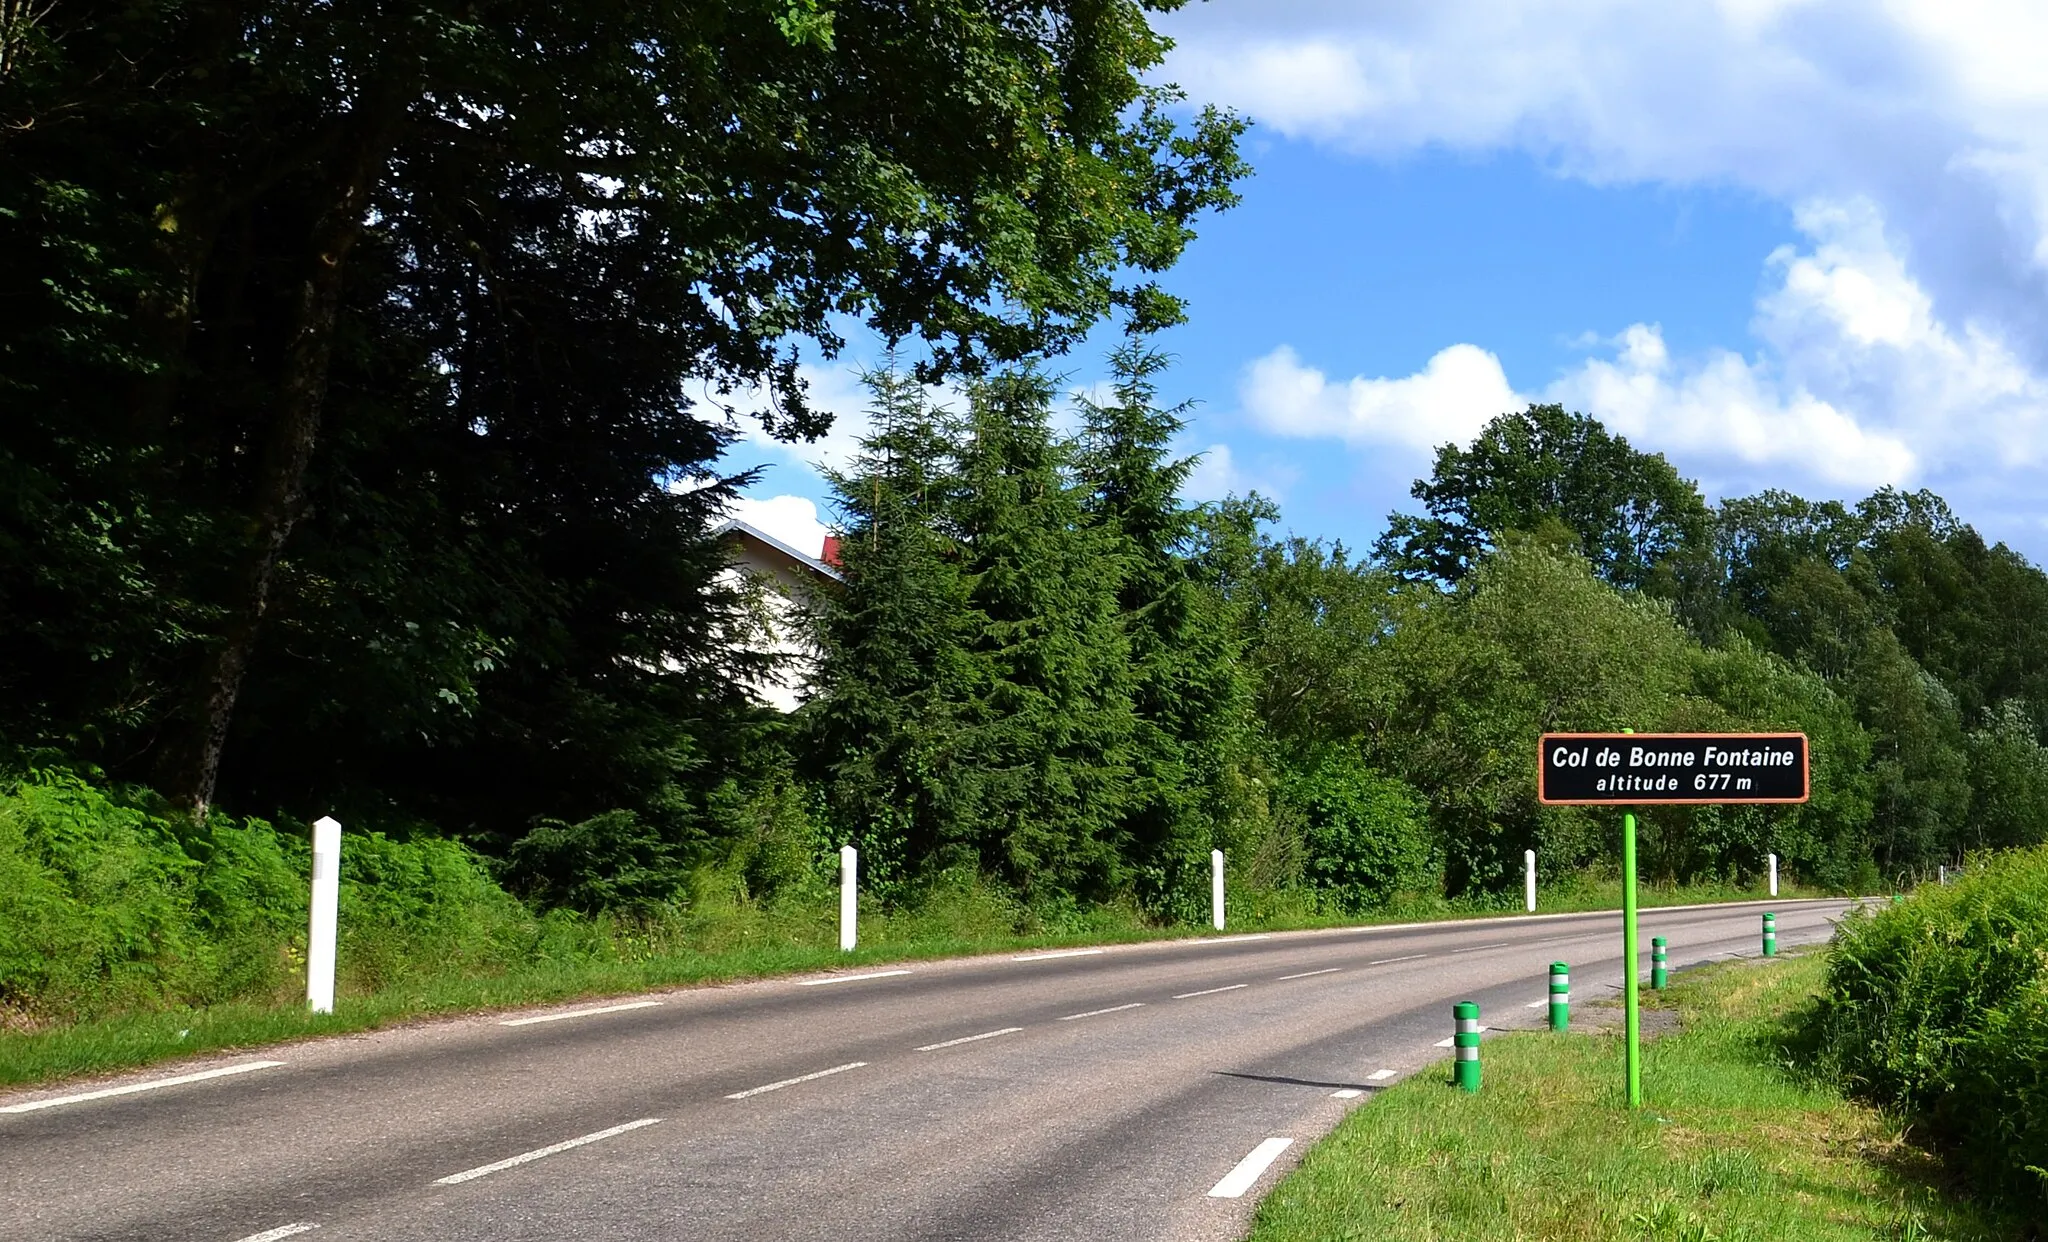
[1762,912,1777,957]
[1548,962,1570,1032]
[1453,1001,1482,1092]
[1651,936,1668,990]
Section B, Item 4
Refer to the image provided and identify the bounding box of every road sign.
[1538,732,1809,805]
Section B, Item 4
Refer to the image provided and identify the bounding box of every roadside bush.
[0,768,557,1022]
[1289,757,1435,914]
[1815,845,2048,1209]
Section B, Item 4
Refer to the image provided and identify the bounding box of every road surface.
[0,899,1855,1242]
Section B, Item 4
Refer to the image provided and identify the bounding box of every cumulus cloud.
[1162,0,2048,373]
[1241,193,2048,494]
[1242,342,1520,451]
[1173,4,2048,506]
[1551,323,1917,489]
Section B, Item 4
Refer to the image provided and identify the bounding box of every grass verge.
[0,880,1825,1093]
[1245,951,2027,1242]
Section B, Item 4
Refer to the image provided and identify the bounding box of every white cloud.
[1162,1,2048,378]
[1180,441,1300,503]
[1237,193,2048,493]
[1172,3,2048,505]
[1552,323,1917,489]
[715,360,880,482]
[1242,342,1521,450]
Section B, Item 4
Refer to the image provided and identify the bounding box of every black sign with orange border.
[1538,733,1810,805]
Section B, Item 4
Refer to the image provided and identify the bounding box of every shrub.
[1815,846,2048,1209]
[0,768,555,1021]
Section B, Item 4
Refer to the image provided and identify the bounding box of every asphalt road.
[0,899,1856,1242]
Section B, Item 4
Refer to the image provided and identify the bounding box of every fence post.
[1548,962,1569,1032]
[1768,852,1779,897]
[308,816,341,1014]
[1651,936,1668,990]
[839,845,858,952]
[1453,1001,1482,1092]
[1525,849,1537,913]
[1761,912,1776,957]
[1939,864,1947,885]
[1211,849,1226,931]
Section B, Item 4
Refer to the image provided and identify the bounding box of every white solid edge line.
[1366,953,1429,965]
[1059,1002,1145,1021]
[501,1000,663,1027]
[1525,1000,1548,1008]
[434,1118,661,1185]
[1367,1068,1396,1081]
[0,1060,286,1114]
[916,1027,1023,1052]
[1331,1088,1363,1099]
[794,970,912,986]
[1208,1137,1294,1198]
[232,1225,318,1242]
[1448,942,1513,954]
[1277,967,1341,980]
[1012,948,1105,962]
[725,1061,868,1100]
[1433,1027,1490,1047]
[1172,983,1249,999]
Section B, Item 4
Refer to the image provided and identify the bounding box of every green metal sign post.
[1622,808,1641,1108]
[1538,728,1811,1110]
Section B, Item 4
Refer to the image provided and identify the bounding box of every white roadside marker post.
[1524,848,1537,912]
[1769,851,1779,897]
[1211,849,1226,931]
[839,845,858,952]
[308,816,342,1014]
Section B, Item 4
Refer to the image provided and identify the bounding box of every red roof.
[820,534,843,568]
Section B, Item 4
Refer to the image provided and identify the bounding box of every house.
[712,519,842,712]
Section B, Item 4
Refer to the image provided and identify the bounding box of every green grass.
[0,876,1821,1092]
[1246,951,2026,1242]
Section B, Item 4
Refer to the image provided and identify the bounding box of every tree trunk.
[158,81,404,817]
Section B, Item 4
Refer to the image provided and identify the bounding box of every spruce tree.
[1076,343,1258,918]
[950,369,1138,899]
[809,370,979,887]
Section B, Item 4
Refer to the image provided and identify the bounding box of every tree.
[1074,341,1258,916]
[1374,404,1709,590]
[0,0,1249,815]
[808,369,981,891]
[947,369,1138,897]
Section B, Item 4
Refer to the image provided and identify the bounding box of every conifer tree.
[949,370,1138,898]
[1075,343,1257,918]
[810,370,977,886]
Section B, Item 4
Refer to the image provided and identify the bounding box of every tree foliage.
[0,1,1248,830]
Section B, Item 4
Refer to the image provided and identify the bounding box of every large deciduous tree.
[1374,404,1709,591]
[0,0,1247,816]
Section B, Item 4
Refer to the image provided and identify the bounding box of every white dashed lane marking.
[725,1062,868,1100]
[915,1027,1022,1052]
[1208,1137,1294,1198]
[1059,1003,1145,1021]
[433,1119,662,1186]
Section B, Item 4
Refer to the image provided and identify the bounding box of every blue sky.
[723,1,2048,567]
